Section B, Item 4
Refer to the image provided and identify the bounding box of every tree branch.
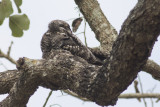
[0,49,17,65]
[143,60,160,81]
[7,41,13,57]
[0,57,160,106]
[0,53,100,106]
[89,0,160,105]
[0,70,21,94]
[119,93,160,99]
[0,58,41,107]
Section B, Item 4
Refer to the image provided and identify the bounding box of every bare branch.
[83,19,87,47]
[119,93,160,99]
[134,80,141,102]
[63,90,89,101]
[138,75,147,107]
[7,41,13,56]
[0,61,8,70]
[43,90,53,107]
[0,49,17,65]
[143,60,160,81]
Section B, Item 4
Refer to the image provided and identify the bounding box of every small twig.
[74,6,81,17]
[119,93,160,99]
[7,41,13,56]
[150,85,156,107]
[150,97,154,107]
[83,19,87,47]
[0,60,8,70]
[156,98,160,102]
[138,75,147,107]
[75,32,84,35]
[65,17,83,22]
[134,80,141,102]
[0,49,17,65]
[147,85,157,106]
[63,90,89,101]
[43,90,53,107]
[49,104,62,107]
[0,42,16,65]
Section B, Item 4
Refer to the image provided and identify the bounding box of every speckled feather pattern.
[41,20,103,65]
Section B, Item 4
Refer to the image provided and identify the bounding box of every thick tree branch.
[1,47,160,83]
[0,70,21,94]
[0,57,160,106]
[87,0,160,105]
[0,53,100,106]
[0,58,41,107]
[0,64,160,105]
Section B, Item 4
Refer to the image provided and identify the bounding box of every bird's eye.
[59,24,65,28]
[59,24,70,29]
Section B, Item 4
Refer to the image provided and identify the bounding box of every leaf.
[0,13,5,25]
[14,0,22,13]
[0,0,13,25]
[9,14,30,37]
[72,18,83,32]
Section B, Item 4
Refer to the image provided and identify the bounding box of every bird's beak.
[67,30,72,35]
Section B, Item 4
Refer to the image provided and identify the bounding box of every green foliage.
[0,0,13,25]
[0,0,30,37]
[14,0,22,13]
[9,14,30,37]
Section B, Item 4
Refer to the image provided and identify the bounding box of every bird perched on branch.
[41,20,104,65]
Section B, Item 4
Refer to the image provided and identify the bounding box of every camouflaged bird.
[41,20,103,65]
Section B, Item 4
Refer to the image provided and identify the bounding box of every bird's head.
[48,20,72,35]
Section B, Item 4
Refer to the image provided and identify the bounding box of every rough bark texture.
[0,0,160,106]
[0,58,160,106]
[0,70,21,94]
[0,60,159,95]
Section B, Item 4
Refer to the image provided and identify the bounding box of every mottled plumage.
[41,20,103,65]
